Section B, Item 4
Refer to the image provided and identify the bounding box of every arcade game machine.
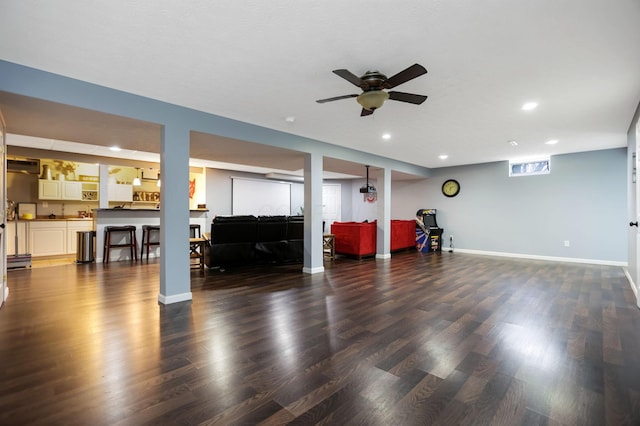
[415,209,444,253]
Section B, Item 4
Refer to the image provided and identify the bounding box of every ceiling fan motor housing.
[360,71,387,90]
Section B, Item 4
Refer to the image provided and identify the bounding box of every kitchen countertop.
[93,208,209,212]
[10,217,93,222]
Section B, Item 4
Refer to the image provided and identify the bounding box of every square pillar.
[158,125,192,304]
[376,167,391,259]
[303,152,324,274]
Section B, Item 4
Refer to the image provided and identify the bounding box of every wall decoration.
[189,178,196,199]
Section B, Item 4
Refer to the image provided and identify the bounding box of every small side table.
[189,237,206,270]
[323,234,335,260]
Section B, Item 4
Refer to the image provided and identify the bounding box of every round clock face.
[442,179,460,197]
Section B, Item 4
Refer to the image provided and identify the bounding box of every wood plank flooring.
[1,251,639,425]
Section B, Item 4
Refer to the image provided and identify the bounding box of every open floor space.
[1,252,639,425]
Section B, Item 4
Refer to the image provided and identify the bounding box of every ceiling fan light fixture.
[357,90,389,111]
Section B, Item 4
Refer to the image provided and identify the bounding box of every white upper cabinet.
[108,183,133,202]
[38,180,62,200]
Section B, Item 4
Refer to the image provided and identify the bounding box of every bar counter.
[93,208,209,262]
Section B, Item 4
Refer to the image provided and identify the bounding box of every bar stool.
[140,225,161,261]
[103,225,138,263]
[189,224,205,270]
[189,237,206,270]
[189,224,201,238]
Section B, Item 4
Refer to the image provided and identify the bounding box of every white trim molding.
[623,268,640,309]
[303,266,324,274]
[444,247,627,267]
[158,292,193,305]
[376,253,392,259]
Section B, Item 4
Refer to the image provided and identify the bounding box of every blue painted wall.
[391,149,627,263]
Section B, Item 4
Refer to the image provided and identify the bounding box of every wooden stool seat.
[141,225,161,261]
[103,225,138,263]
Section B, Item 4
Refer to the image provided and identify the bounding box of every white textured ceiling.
[1,0,639,172]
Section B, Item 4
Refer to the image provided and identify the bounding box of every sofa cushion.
[255,216,288,261]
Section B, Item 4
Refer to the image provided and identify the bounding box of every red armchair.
[391,219,416,252]
[331,221,377,259]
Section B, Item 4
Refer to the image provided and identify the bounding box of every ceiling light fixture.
[521,102,538,111]
[132,168,141,186]
[109,146,122,152]
[382,133,391,140]
[545,139,559,145]
[285,116,296,123]
[357,90,389,111]
[439,154,448,160]
[509,140,518,146]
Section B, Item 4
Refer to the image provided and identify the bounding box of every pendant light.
[132,168,141,186]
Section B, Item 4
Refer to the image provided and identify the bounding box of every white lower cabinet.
[24,220,94,257]
[28,221,67,256]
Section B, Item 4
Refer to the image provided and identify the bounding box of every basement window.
[509,157,550,177]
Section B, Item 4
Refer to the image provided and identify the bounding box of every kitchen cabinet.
[67,220,94,254]
[5,221,27,255]
[108,183,133,202]
[81,182,99,201]
[39,180,97,201]
[38,180,61,200]
[28,221,67,256]
[61,181,82,200]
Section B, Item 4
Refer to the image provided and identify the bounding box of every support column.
[158,124,192,304]
[376,167,391,259]
[98,164,109,209]
[303,152,324,274]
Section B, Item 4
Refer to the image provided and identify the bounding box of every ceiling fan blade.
[388,91,428,105]
[360,108,374,117]
[333,69,368,89]
[383,64,427,89]
[316,94,359,104]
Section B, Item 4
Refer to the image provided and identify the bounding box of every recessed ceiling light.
[508,140,518,146]
[109,146,122,152]
[382,133,391,140]
[545,139,559,145]
[439,154,448,160]
[521,102,538,111]
[285,116,296,123]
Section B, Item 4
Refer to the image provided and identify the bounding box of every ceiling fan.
[316,63,428,116]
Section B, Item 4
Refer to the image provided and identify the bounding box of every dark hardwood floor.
[1,251,639,425]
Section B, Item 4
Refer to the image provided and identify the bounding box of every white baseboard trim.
[623,268,640,309]
[445,248,627,267]
[376,253,392,259]
[158,292,192,305]
[303,266,325,274]
[3,286,8,302]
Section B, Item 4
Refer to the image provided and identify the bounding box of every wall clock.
[442,179,460,197]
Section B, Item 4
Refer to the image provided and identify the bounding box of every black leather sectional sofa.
[204,215,304,268]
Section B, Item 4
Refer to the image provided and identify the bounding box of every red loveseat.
[391,219,416,252]
[331,221,377,259]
